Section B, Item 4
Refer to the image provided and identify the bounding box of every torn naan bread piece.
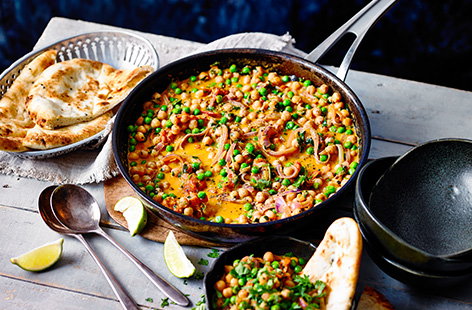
[0,50,57,152]
[302,217,363,310]
[22,111,112,150]
[26,59,153,129]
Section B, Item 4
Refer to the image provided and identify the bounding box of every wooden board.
[104,175,221,248]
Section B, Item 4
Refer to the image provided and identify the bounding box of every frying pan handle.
[305,0,398,81]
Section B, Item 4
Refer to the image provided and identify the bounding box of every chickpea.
[247,111,257,120]
[152,92,161,100]
[334,101,345,109]
[250,90,260,100]
[234,154,244,164]
[286,192,297,201]
[332,92,342,102]
[136,125,146,133]
[255,191,269,203]
[180,114,189,123]
[135,132,145,142]
[314,115,324,125]
[188,119,198,129]
[242,84,251,92]
[222,287,233,298]
[318,98,327,106]
[272,182,281,190]
[297,117,307,125]
[347,135,357,143]
[252,100,262,110]
[157,110,167,120]
[238,289,249,299]
[170,125,180,135]
[198,72,208,80]
[261,292,271,301]
[240,117,249,125]
[263,251,274,262]
[202,136,213,146]
[161,181,170,190]
[132,174,140,182]
[195,90,205,98]
[340,109,350,117]
[281,111,291,121]
[138,150,149,158]
[238,188,249,198]
[343,118,353,126]
[150,118,160,128]
[141,175,151,183]
[306,85,316,94]
[215,280,226,292]
[180,92,189,100]
[291,95,301,104]
[215,76,224,83]
[230,130,240,141]
[230,191,239,199]
[161,165,170,173]
[230,278,239,287]
[136,116,144,125]
[128,152,139,160]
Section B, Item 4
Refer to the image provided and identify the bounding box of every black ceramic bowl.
[112,49,371,243]
[203,236,316,310]
[354,155,472,279]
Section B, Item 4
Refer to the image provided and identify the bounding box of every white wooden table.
[1,18,471,309]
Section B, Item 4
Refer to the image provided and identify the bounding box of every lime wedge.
[114,196,147,236]
[10,238,64,272]
[164,231,196,278]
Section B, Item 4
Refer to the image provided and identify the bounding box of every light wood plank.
[0,206,211,309]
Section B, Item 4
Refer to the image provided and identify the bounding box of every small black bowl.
[354,155,472,282]
[204,236,316,310]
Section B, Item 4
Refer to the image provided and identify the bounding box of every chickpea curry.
[126,64,360,224]
[214,252,326,310]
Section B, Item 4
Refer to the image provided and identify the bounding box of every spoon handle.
[96,229,190,306]
[73,234,140,310]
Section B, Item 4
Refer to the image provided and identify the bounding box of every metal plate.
[0,30,159,159]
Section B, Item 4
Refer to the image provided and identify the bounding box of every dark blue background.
[0,0,470,91]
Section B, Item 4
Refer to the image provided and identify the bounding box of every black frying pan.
[112,0,397,243]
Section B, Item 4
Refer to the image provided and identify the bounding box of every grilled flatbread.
[26,59,153,129]
[303,217,363,310]
[22,111,112,150]
[357,286,395,310]
[0,50,57,151]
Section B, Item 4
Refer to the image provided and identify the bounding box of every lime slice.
[10,238,64,272]
[164,231,196,278]
[114,196,148,236]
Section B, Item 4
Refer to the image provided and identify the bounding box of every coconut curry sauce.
[126,64,360,224]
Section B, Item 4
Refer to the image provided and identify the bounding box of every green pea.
[245,143,255,153]
[229,64,237,72]
[322,93,329,99]
[240,163,249,169]
[130,161,137,167]
[175,88,182,95]
[334,139,341,144]
[155,127,162,134]
[166,145,174,152]
[282,99,291,107]
[197,191,207,199]
[172,107,181,114]
[183,106,191,113]
[320,106,328,115]
[269,189,277,195]
[285,106,293,112]
[219,117,228,124]
[224,143,231,150]
[271,261,280,269]
[345,129,353,135]
[344,141,353,149]
[204,170,213,178]
[303,80,312,87]
[218,159,226,166]
[329,126,337,132]
[192,88,198,93]
[192,128,200,134]
[350,161,359,169]
[241,66,251,74]
[271,305,281,310]
[225,79,231,85]
[285,121,295,130]
[162,193,169,199]
[191,162,200,170]
[188,137,194,143]
[251,166,260,174]
[306,147,314,155]
[129,138,137,145]
[170,82,177,89]
[145,184,154,191]
[165,120,172,128]
[243,203,253,211]
[281,75,290,83]
[287,91,294,98]
[128,145,136,152]
[157,173,165,179]
[235,116,242,123]
[233,149,240,156]
[281,179,291,186]
[216,95,223,103]
[294,265,302,273]
[193,109,201,115]
[231,77,239,83]
[127,125,136,132]
[349,167,356,175]
[220,169,228,177]
[215,215,224,223]
[258,87,267,96]
[298,258,306,265]
[324,185,336,196]
[336,166,345,175]
[337,126,346,133]
[305,104,312,109]
[315,198,323,204]
[144,116,152,124]
[320,154,328,162]
[190,76,197,82]
[197,173,205,180]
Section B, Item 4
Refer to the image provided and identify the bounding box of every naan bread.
[0,50,57,151]
[356,287,395,310]
[26,59,153,129]
[303,217,363,310]
[23,111,112,150]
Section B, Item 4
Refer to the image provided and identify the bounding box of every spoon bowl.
[38,186,68,234]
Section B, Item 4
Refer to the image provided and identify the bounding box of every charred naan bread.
[23,111,112,150]
[357,286,395,310]
[26,59,153,129]
[0,50,57,151]
[303,217,363,310]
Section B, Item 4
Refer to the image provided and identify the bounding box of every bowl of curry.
[112,49,370,243]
